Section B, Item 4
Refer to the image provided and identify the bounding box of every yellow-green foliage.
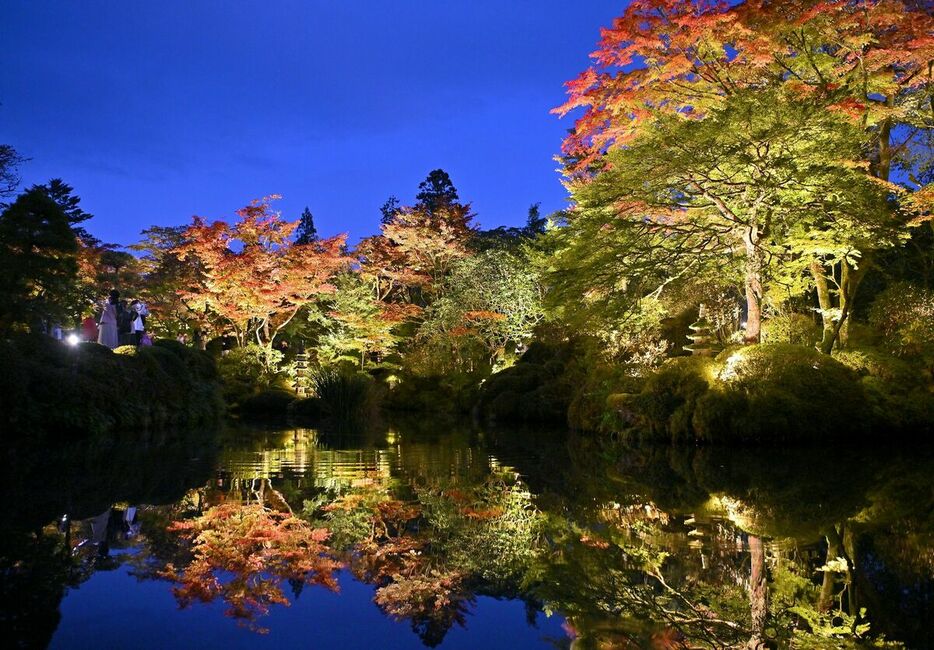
[869,282,934,365]
[621,345,884,442]
[761,313,821,347]
[834,347,934,430]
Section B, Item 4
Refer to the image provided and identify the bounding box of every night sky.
[1,1,622,245]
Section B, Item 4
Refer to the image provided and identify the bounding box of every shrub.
[700,344,870,441]
[835,347,934,432]
[239,388,296,418]
[761,313,821,347]
[1,334,223,439]
[567,361,639,432]
[288,397,323,422]
[313,367,374,423]
[628,357,714,440]
[479,340,578,424]
[869,282,934,363]
[385,372,482,414]
[216,344,284,405]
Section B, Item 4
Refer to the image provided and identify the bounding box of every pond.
[2,419,932,649]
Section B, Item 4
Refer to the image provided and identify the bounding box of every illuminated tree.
[421,249,544,364]
[555,0,933,346]
[357,204,474,304]
[174,197,349,352]
[131,226,202,337]
[554,91,897,343]
[318,273,409,368]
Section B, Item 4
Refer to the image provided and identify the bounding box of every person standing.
[81,314,98,342]
[97,290,120,348]
[129,299,148,345]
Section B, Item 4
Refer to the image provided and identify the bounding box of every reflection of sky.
[50,566,567,649]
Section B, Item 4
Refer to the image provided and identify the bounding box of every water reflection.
[2,423,932,649]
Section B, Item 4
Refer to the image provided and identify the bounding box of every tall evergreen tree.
[415,169,460,217]
[524,203,546,236]
[0,188,79,332]
[30,179,94,243]
[295,206,318,245]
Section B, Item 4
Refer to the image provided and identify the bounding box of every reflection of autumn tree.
[545,439,925,648]
[529,505,749,649]
[160,503,339,632]
[307,472,540,647]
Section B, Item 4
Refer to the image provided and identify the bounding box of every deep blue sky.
[1,1,622,246]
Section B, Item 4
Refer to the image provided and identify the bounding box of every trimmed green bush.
[835,347,934,431]
[695,344,871,441]
[615,344,900,442]
[0,334,224,438]
[239,388,297,418]
[216,344,284,406]
[628,357,714,440]
[761,313,821,347]
[479,341,578,424]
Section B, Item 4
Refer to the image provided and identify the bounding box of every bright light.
[718,351,744,380]
[66,334,81,346]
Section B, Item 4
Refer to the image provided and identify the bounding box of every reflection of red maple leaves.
[160,503,340,633]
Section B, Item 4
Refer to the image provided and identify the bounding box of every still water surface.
[3,420,932,649]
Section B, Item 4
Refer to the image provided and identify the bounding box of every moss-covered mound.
[0,335,224,438]
[477,341,578,424]
[615,343,931,443]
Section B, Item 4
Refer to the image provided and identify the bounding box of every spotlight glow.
[66,334,80,346]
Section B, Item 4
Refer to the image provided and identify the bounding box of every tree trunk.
[818,530,842,613]
[743,227,763,344]
[746,534,769,649]
[837,258,869,348]
[810,259,837,353]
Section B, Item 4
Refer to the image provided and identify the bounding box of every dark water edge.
[2,418,932,649]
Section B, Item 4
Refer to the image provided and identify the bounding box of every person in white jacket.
[129,299,149,346]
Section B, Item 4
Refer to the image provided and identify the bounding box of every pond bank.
[0,335,224,438]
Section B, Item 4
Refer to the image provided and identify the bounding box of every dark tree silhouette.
[0,145,27,200]
[31,179,93,243]
[295,206,318,245]
[379,195,401,225]
[0,189,79,332]
[415,169,460,217]
[524,203,545,236]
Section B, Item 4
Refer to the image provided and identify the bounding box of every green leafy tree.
[552,91,897,345]
[422,249,544,364]
[319,273,404,368]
